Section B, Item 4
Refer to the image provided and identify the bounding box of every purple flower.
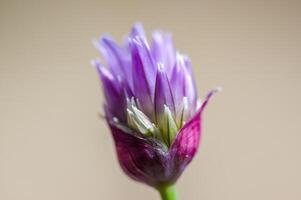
[92,23,219,188]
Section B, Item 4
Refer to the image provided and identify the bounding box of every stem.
[158,184,178,200]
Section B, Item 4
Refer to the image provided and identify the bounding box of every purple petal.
[151,31,176,76]
[130,22,146,40]
[129,38,155,118]
[94,61,126,121]
[102,37,131,76]
[132,37,156,95]
[182,56,198,109]
[154,66,175,120]
[100,37,134,94]
[100,36,125,76]
[170,54,186,106]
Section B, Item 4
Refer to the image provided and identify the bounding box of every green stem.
[158,184,178,200]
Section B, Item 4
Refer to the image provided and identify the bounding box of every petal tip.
[200,86,222,111]
[214,86,222,93]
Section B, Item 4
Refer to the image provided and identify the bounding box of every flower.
[92,23,219,188]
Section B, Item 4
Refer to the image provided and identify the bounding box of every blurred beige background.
[1,0,300,199]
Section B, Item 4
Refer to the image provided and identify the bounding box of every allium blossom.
[92,23,219,189]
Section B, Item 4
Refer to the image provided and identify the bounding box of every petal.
[151,31,176,76]
[129,38,155,118]
[175,97,189,128]
[182,56,198,110]
[131,37,157,95]
[101,36,132,78]
[170,53,186,106]
[200,87,221,112]
[100,37,134,95]
[154,65,175,120]
[100,36,125,76]
[170,88,220,167]
[170,53,198,113]
[170,109,201,167]
[93,60,126,121]
[130,22,146,40]
[109,124,173,187]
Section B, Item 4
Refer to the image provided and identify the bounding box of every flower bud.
[92,23,219,187]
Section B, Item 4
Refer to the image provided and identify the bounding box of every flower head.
[92,23,219,187]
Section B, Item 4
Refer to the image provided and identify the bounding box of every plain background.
[1,0,300,199]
